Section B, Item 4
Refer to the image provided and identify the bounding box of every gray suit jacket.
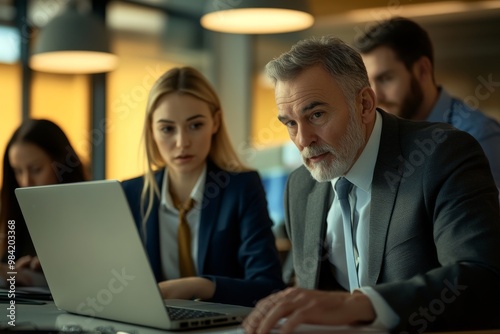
[285,110,500,333]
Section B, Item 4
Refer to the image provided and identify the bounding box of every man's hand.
[243,287,376,334]
[158,277,215,301]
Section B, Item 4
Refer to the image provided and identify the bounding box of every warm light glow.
[30,51,119,74]
[201,8,314,34]
[31,73,90,172]
[315,0,500,26]
[0,64,22,188]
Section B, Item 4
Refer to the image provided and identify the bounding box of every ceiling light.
[30,3,118,74]
[201,0,314,34]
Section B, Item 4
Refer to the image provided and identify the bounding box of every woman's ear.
[212,109,221,134]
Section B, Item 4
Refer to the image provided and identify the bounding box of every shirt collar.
[331,110,383,193]
[427,87,452,123]
[161,164,207,210]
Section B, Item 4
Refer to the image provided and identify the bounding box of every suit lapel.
[145,170,164,281]
[197,162,222,273]
[302,181,332,289]
[367,111,404,285]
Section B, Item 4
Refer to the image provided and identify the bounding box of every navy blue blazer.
[121,161,285,307]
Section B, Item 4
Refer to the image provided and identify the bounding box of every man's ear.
[413,56,433,81]
[358,87,377,124]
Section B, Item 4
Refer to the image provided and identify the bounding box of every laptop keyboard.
[166,306,226,320]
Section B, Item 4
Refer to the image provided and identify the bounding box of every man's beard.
[378,75,423,119]
[301,111,366,182]
[397,75,424,119]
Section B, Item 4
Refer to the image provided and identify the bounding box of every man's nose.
[296,124,316,149]
[372,83,385,106]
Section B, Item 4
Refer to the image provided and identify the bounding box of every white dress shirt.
[158,164,206,280]
[325,111,399,329]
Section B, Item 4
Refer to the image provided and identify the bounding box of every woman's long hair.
[140,66,249,226]
[0,119,87,261]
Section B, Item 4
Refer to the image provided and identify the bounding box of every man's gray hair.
[265,36,370,103]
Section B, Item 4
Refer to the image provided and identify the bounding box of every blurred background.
[1,0,500,227]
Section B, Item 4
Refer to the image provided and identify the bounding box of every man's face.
[362,46,423,119]
[275,65,367,182]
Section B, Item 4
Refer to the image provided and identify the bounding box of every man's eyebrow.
[301,101,327,114]
[277,101,327,123]
[278,115,288,123]
[373,69,392,81]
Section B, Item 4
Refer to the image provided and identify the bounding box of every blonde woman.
[122,67,284,307]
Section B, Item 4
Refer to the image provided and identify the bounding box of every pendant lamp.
[30,2,118,74]
[201,0,314,34]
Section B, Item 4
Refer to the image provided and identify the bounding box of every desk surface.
[2,301,499,334]
[1,301,391,334]
[2,301,245,333]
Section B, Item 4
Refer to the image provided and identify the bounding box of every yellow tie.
[174,197,196,277]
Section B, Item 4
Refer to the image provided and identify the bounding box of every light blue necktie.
[335,177,359,291]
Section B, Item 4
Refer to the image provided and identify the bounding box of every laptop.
[15,180,252,331]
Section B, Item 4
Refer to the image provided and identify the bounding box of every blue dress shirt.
[427,88,500,197]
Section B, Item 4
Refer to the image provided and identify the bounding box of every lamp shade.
[30,5,118,74]
[201,0,314,34]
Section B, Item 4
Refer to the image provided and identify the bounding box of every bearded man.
[243,35,500,334]
[354,17,500,200]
